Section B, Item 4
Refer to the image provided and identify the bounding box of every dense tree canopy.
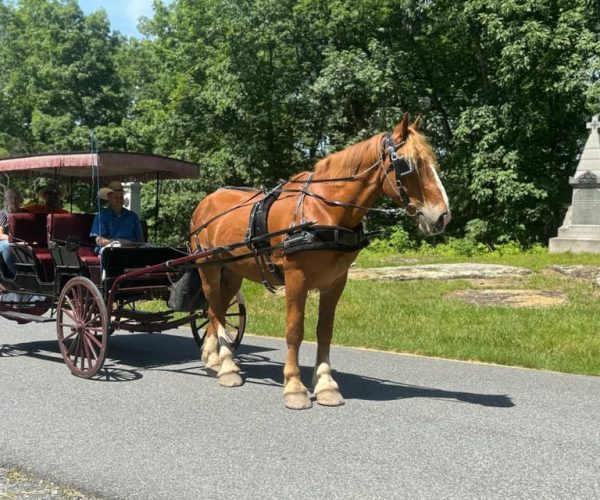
[1,0,599,245]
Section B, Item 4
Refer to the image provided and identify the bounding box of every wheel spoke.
[83,325,104,333]
[66,336,78,356]
[73,286,83,320]
[81,335,90,370]
[81,287,93,323]
[62,308,77,323]
[64,295,79,319]
[62,329,78,341]
[70,335,81,366]
[83,335,99,361]
[84,307,98,326]
[84,329,103,349]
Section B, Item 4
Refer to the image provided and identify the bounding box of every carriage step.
[114,309,172,320]
[0,311,55,323]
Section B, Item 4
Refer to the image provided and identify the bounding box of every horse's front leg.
[283,276,311,410]
[312,274,347,407]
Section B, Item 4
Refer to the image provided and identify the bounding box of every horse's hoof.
[316,389,345,407]
[284,392,312,410]
[219,372,244,387]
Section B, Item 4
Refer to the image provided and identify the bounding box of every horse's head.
[380,114,451,236]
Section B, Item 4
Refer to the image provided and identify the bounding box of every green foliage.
[1,0,599,247]
[365,226,551,260]
[0,0,128,154]
[140,179,206,247]
[368,226,415,253]
[243,252,600,375]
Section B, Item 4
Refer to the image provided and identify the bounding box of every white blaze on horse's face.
[414,162,451,236]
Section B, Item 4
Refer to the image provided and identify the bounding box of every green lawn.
[240,250,600,376]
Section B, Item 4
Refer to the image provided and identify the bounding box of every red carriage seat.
[8,213,48,246]
[47,213,96,247]
[46,213,101,272]
[8,213,53,281]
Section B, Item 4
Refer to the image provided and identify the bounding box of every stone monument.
[549,114,600,253]
[123,181,142,216]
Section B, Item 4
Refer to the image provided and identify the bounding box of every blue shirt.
[90,207,143,252]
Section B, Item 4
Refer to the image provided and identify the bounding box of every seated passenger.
[23,181,68,214]
[0,188,26,276]
[90,181,144,252]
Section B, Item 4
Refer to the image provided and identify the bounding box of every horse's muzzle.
[418,208,451,236]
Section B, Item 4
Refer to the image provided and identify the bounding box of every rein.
[283,131,417,217]
[189,130,417,239]
[276,187,405,216]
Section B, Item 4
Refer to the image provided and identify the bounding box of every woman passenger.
[0,188,25,277]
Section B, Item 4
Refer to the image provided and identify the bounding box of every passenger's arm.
[90,214,111,247]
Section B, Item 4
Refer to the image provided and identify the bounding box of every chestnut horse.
[189,114,450,409]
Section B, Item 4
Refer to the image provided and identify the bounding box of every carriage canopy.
[0,152,199,180]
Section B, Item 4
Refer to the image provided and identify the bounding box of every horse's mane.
[313,127,438,179]
[404,127,438,170]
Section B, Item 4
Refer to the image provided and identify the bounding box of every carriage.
[1,115,451,409]
[0,152,247,378]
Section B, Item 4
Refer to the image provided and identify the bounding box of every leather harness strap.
[245,186,285,291]
[245,185,371,292]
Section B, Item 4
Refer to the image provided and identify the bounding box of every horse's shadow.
[2,335,514,408]
[239,351,514,408]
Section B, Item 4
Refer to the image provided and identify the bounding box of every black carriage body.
[0,210,208,316]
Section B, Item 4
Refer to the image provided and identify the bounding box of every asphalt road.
[1,317,598,499]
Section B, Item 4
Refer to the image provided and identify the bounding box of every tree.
[0,0,128,154]
[2,0,598,246]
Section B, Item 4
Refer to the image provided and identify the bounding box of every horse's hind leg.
[200,266,244,386]
[198,269,221,372]
[312,275,347,407]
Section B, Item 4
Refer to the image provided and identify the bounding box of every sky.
[78,0,169,38]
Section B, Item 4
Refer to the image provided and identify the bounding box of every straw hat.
[98,181,124,200]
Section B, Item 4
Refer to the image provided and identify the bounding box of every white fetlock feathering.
[313,362,339,394]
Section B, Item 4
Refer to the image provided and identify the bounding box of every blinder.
[383,132,414,207]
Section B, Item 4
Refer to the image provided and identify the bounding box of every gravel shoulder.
[0,465,99,499]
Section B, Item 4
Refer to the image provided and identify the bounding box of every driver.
[90,181,144,253]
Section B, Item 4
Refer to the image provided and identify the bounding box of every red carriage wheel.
[56,277,109,378]
[191,291,246,350]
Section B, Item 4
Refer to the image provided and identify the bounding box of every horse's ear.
[413,115,423,131]
[394,112,410,140]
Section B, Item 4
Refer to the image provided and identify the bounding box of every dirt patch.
[548,265,600,280]
[448,289,568,308]
[463,278,526,288]
[384,257,421,265]
[349,263,532,281]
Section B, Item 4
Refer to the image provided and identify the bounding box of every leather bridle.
[381,131,416,210]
